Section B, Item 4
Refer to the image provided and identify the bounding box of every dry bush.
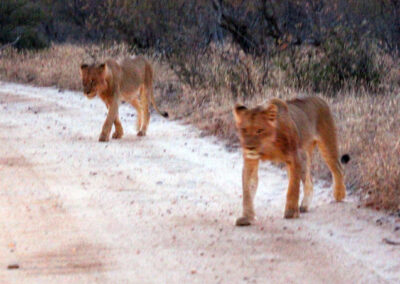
[0,43,399,212]
[168,43,273,100]
[332,94,400,209]
[0,43,137,90]
[276,40,390,95]
[1,44,86,90]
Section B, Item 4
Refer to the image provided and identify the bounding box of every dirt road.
[0,82,399,283]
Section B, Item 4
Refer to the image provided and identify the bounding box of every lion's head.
[233,103,278,159]
[80,63,108,99]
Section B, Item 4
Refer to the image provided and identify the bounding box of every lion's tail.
[145,63,169,118]
[149,86,169,118]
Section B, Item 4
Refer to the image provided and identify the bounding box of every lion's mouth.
[244,149,260,160]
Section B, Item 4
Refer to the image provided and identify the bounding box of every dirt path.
[0,82,399,284]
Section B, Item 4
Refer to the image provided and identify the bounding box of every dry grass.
[333,94,400,210]
[0,43,399,211]
[0,44,86,90]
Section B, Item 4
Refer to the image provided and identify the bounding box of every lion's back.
[286,97,334,144]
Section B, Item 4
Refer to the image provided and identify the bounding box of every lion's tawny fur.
[233,97,347,225]
[80,56,168,142]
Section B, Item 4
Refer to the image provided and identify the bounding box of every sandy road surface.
[0,82,399,284]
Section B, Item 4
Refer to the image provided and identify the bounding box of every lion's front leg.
[99,96,119,142]
[236,158,259,226]
[284,157,301,219]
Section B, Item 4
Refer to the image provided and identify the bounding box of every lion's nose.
[247,147,256,151]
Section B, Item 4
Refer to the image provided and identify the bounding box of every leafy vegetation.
[0,0,48,49]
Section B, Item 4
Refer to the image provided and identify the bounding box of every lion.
[233,97,350,226]
[80,56,168,142]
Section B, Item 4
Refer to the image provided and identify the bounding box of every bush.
[0,0,48,50]
[281,28,385,94]
[167,43,269,101]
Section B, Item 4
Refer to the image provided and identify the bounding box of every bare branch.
[0,36,21,52]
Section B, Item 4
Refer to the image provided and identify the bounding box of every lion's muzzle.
[244,148,260,160]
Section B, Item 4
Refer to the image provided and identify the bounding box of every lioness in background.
[233,97,350,226]
[80,56,168,142]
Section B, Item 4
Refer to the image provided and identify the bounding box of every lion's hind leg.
[137,86,150,136]
[284,157,301,219]
[140,103,150,136]
[317,136,346,202]
[130,98,143,135]
[300,143,316,212]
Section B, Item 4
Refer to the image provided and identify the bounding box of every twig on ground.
[0,36,21,53]
[382,238,400,245]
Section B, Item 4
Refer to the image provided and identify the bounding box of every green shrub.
[0,0,48,50]
[283,27,384,94]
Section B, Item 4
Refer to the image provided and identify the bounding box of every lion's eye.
[256,129,264,134]
[241,128,247,133]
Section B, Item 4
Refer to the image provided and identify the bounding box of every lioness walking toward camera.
[80,56,168,142]
[233,97,350,226]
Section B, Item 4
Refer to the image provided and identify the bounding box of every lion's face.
[233,104,278,159]
[80,63,108,99]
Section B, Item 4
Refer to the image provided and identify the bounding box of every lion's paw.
[112,131,123,139]
[98,133,109,142]
[284,208,300,219]
[235,216,254,226]
[334,185,346,202]
[299,205,309,213]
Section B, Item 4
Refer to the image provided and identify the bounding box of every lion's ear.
[98,63,110,79]
[263,104,278,126]
[80,64,88,76]
[98,63,106,75]
[233,104,247,123]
